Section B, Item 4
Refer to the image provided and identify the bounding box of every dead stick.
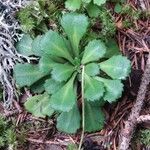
[26,138,69,146]
[118,53,150,150]
[137,115,150,123]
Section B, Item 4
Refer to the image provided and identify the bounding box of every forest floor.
[0,0,150,150]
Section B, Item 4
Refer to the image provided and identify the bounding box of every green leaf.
[89,99,106,107]
[24,93,54,118]
[95,77,123,102]
[86,3,100,17]
[85,102,105,132]
[84,74,104,101]
[51,63,75,82]
[39,55,58,74]
[67,144,78,150]
[85,63,100,76]
[104,39,121,58]
[32,35,44,56]
[114,3,122,13]
[93,0,106,6]
[57,104,81,133]
[81,40,106,64]
[99,55,131,79]
[44,79,65,95]
[14,63,47,87]
[16,34,33,56]
[30,76,48,94]
[50,74,77,112]
[40,30,73,62]
[61,13,88,56]
[82,0,91,3]
[65,0,81,11]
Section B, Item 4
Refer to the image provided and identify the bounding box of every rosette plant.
[14,12,131,133]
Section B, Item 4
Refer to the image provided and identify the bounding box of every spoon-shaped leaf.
[95,77,123,103]
[61,13,88,56]
[40,30,73,62]
[84,74,104,101]
[57,104,81,133]
[24,93,54,118]
[14,64,48,87]
[50,74,77,112]
[81,40,106,64]
[85,101,105,132]
[99,55,131,79]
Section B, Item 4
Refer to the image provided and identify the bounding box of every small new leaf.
[57,104,81,133]
[82,40,106,64]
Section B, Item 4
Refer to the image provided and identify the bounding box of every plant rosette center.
[14,12,131,133]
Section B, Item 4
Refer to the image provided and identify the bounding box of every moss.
[140,129,150,146]
[17,0,63,36]
[0,116,21,149]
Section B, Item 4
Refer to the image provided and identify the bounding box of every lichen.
[0,0,32,108]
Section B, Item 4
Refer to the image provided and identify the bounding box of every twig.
[137,115,150,123]
[26,138,69,146]
[138,0,147,10]
[4,110,21,117]
[118,53,150,150]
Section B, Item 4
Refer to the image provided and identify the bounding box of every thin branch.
[27,138,69,146]
[138,0,147,10]
[118,52,150,150]
[137,115,150,123]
